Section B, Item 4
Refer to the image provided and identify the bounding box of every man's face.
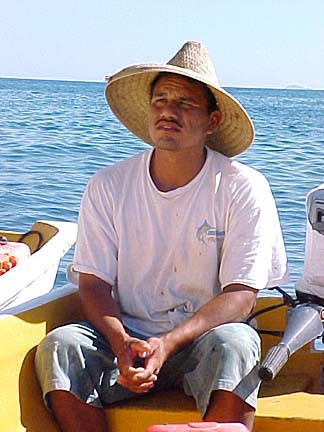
[148,74,219,152]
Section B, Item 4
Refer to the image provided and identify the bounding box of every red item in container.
[0,237,30,276]
[0,254,16,275]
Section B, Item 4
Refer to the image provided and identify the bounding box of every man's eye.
[154,98,165,104]
[180,100,194,108]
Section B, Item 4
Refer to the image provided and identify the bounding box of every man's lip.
[156,120,182,130]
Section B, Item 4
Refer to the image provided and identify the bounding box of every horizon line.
[0,75,323,91]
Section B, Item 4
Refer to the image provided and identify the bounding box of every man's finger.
[130,340,153,356]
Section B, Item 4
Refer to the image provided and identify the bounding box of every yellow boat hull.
[1,290,324,431]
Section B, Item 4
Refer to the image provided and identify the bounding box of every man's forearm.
[162,284,257,359]
[79,273,129,355]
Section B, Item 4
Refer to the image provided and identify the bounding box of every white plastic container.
[0,236,30,274]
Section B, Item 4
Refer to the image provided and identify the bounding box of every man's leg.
[48,390,107,432]
[167,322,261,431]
[204,390,255,431]
[35,322,136,431]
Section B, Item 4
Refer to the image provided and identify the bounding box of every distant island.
[285,84,310,90]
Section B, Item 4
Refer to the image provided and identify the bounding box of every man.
[35,41,289,432]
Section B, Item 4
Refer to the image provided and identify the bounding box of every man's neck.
[149,147,207,192]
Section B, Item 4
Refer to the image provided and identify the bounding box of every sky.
[1,0,323,89]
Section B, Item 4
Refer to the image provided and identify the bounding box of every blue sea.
[1,78,323,295]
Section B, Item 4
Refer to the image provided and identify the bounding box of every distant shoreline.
[285,84,311,90]
[0,76,106,84]
[0,76,323,91]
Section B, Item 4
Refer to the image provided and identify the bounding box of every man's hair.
[150,72,219,114]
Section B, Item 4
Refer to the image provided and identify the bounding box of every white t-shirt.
[73,147,289,337]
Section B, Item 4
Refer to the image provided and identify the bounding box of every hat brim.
[105,64,254,157]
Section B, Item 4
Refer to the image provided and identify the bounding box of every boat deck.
[1,292,324,431]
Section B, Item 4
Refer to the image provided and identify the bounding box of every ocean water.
[1,78,324,294]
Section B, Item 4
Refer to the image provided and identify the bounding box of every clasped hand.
[116,336,167,393]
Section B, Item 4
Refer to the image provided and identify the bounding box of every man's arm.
[78,273,157,393]
[79,273,127,353]
[145,284,258,374]
[165,284,256,354]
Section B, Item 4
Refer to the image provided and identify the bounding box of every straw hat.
[105,41,254,157]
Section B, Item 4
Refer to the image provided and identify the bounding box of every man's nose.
[160,100,179,118]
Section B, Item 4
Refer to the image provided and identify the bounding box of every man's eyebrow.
[152,90,167,97]
[178,95,198,103]
[152,91,199,103]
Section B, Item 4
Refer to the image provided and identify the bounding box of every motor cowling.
[295,183,324,304]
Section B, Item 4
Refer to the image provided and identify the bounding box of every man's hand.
[116,335,172,393]
[116,337,158,393]
[143,336,170,375]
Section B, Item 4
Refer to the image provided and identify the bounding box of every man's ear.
[207,110,221,135]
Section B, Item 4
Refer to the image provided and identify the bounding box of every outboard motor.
[259,184,324,380]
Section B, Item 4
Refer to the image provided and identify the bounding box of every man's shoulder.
[208,149,266,182]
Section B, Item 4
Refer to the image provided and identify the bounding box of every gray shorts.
[35,321,261,417]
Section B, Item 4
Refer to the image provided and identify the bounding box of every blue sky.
[1,0,323,88]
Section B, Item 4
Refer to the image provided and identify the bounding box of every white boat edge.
[0,282,79,317]
[0,220,78,314]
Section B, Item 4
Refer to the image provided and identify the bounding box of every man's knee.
[44,324,81,346]
[36,323,92,358]
[35,323,87,380]
[204,323,260,364]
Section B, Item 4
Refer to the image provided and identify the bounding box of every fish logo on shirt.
[196,219,225,245]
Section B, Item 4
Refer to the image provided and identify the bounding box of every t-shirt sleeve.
[219,170,289,290]
[72,171,118,285]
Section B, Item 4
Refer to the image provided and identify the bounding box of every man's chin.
[152,136,180,150]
